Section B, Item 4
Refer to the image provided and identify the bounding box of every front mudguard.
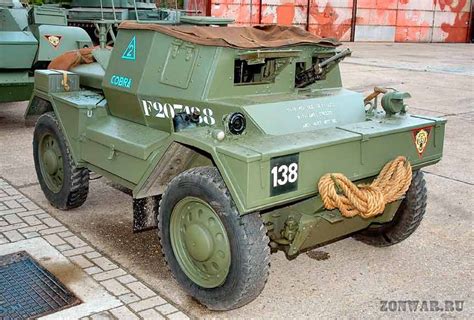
[160,116,444,216]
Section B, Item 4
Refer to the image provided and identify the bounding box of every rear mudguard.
[158,116,445,215]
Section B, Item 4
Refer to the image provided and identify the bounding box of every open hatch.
[234,49,301,85]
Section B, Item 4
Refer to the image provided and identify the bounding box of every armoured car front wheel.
[353,170,427,246]
[33,112,89,210]
[158,167,271,310]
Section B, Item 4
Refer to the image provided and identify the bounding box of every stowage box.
[34,70,80,93]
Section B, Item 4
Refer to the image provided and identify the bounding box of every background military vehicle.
[69,0,158,19]
[25,22,446,310]
[64,0,232,44]
[0,0,91,103]
[66,0,177,44]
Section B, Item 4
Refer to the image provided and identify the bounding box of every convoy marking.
[141,100,216,125]
[122,36,136,60]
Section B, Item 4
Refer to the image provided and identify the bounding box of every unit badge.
[412,127,431,158]
[45,35,62,49]
[122,36,136,60]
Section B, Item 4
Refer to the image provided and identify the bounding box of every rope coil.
[318,156,412,218]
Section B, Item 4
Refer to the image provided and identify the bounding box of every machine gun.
[295,48,352,88]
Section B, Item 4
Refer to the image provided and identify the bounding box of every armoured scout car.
[0,0,91,103]
[26,22,446,310]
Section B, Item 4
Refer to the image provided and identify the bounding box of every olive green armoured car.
[25,22,446,310]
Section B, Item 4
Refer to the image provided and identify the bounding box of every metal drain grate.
[0,251,80,319]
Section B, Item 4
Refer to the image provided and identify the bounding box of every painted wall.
[354,0,471,42]
[184,0,472,42]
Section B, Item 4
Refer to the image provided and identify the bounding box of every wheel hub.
[184,224,214,262]
[170,197,231,288]
[43,150,58,175]
[38,134,64,193]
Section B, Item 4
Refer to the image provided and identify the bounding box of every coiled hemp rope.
[318,156,412,218]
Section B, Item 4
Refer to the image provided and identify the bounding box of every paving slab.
[0,181,189,320]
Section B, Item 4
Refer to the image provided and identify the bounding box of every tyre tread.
[354,170,427,247]
[34,112,89,210]
[157,166,270,310]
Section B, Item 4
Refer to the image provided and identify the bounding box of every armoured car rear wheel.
[353,170,427,246]
[33,112,89,210]
[158,167,270,310]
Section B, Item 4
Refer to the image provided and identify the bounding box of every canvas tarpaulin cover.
[48,47,96,70]
[118,22,340,48]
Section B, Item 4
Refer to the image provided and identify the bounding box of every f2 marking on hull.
[141,100,216,125]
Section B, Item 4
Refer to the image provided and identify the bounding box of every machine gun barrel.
[295,48,352,88]
[319,48,352,68]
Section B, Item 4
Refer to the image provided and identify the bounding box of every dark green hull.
[0,80,33,103]
[25,25,446,259]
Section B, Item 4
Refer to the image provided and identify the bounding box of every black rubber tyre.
[33,112,89,210]
[353,170,427,247]
[158,167,271,310]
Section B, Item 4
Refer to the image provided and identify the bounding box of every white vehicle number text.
[141,100,216,125]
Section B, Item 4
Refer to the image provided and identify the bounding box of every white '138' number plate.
[270,154,299,196]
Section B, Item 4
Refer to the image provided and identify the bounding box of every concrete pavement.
[0,43,473,319]
[0,179,189,319]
